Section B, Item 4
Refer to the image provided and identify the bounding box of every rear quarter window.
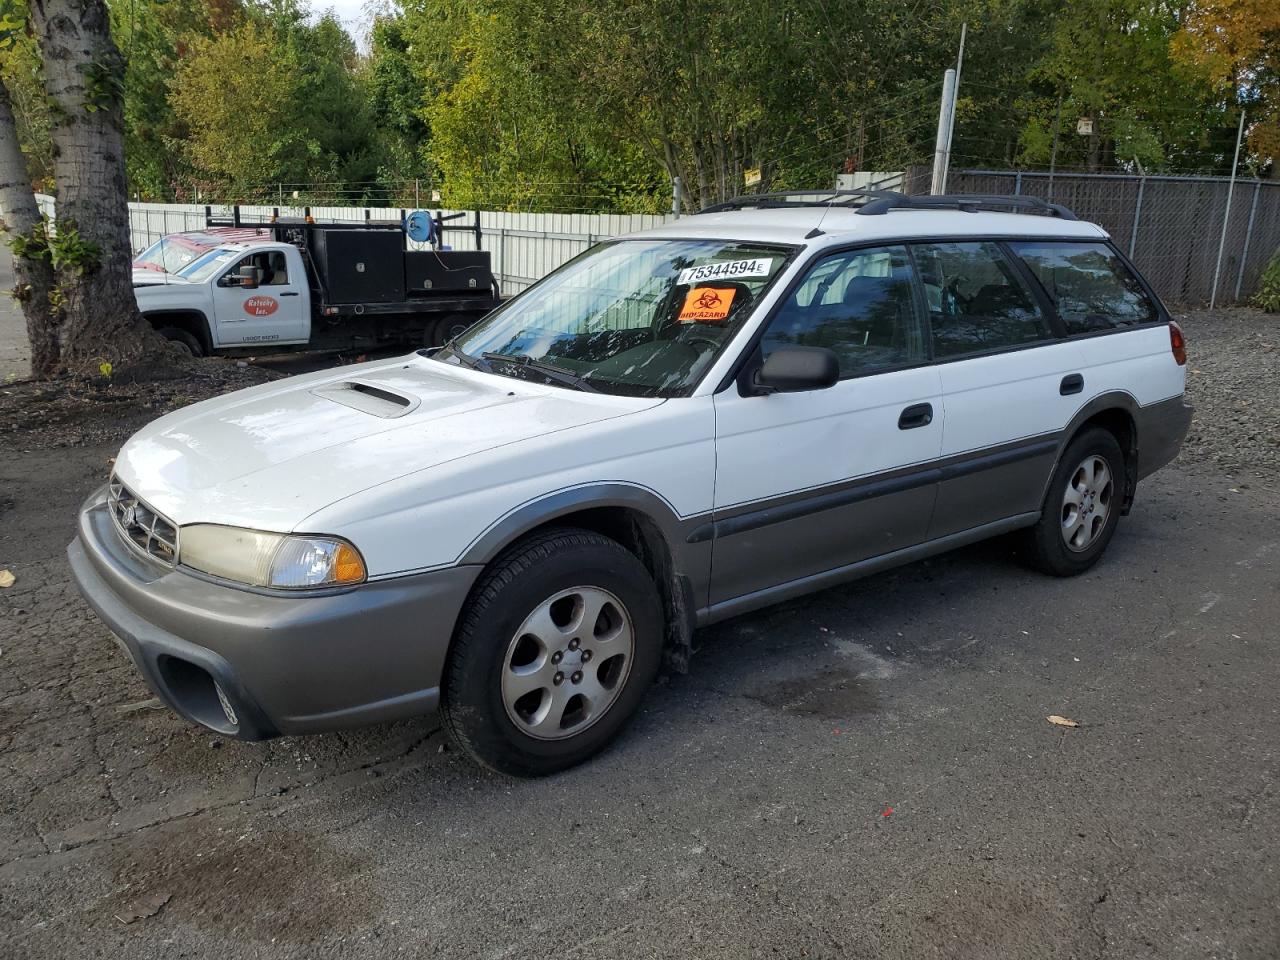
[1010,241,1157,334]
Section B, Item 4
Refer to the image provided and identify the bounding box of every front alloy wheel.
[441,528,663,776]
[501,586,634,739]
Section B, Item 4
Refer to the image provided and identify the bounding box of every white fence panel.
[108,199,676,295]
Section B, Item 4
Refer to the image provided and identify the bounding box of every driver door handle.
[279,291,300,297]
[898,403,934,430]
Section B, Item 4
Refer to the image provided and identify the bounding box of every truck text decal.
[243,295,279,317]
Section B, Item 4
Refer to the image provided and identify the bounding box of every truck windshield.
[442,239,795,397]
[177,248,240,283]
[134,237,207,274]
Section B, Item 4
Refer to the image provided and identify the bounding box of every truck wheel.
[158,327,205,358]
[441,528,663,777]
[430,314,473,348]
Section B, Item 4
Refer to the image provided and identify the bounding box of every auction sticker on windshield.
[678,286,736,322]
[677,258,773,285]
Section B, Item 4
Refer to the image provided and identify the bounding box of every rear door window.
[911,241,1053,358]
[1009,241,1157,334]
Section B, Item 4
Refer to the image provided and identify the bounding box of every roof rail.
[855,192,1078,220]
[698,189,893,214]
[697,189,1078,221]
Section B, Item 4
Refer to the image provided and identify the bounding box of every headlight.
[179,525,367,589]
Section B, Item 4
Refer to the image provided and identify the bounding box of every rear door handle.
[279,291,300,297]
[898,402,934,430]
[1060,373,1084,395]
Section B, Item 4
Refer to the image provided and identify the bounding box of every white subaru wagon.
[69,192,1192,775]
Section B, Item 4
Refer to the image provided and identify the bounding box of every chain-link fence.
[905,167,1280,306]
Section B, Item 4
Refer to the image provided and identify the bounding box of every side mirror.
[235,266,260,290]
[754,345,839,394]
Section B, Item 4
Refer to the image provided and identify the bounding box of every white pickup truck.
[133,213,503,356]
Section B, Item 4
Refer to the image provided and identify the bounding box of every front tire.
[441,528,663,776]
[157,326,205,357]
[1024,427,1124,577]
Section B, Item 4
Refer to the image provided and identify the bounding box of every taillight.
[1169,321,1187,366]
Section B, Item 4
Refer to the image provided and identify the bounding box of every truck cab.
[134,242,311,354]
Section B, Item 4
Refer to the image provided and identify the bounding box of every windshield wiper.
[482,352,599,393]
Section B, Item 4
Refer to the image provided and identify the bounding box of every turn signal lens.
[1169,321,1187,366]
[269,537,367,589]
[334,543,366,584]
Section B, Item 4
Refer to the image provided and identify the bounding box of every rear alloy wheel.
[1024,426,1124,576]
[441,528,663,776]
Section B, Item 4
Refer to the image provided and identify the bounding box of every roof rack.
[697,189,1078,221]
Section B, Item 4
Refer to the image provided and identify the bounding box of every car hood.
[114,356,662,530]
[133,270,191,287]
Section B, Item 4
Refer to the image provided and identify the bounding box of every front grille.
[108,476,179,565]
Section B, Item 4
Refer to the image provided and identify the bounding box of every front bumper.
[68,488,481,739]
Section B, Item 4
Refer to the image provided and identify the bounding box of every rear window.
[1010,241,1157,334]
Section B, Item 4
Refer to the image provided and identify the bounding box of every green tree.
[168,21,306,190]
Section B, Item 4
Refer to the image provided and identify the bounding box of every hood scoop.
[310,380,421,418]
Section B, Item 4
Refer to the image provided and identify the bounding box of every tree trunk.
[0,82,60,377]
[26,0,167,376]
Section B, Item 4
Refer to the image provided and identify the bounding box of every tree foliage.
[2,0,1277,212]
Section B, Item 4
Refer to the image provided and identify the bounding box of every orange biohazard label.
[678,286,736,323]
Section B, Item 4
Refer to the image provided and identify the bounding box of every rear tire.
[158,326,205,358]
[441,528,663,777]
[430,313,474,348]
[1024,427,1124,577]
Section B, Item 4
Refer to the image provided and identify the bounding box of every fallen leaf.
[115,891,171,924]
[0,570,14,588]
[1047,715,1080,728]
[881,806,894,818]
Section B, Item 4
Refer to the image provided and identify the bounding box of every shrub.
[1253,248,1280,313]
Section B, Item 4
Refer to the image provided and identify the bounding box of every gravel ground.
[1,307,1277,960]
[1176,307,1280,479]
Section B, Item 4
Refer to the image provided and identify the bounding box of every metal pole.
[1128,177,1145,258]
[671,176,683,218]
[415,179,420,208]
[1210,110,1246,310]
[498,227,507,294]
[1014,171,1022,195]
[931,68,957,195]
[1047,95,1063,201]
[1234,181,1262,301]
[941,23,967,194]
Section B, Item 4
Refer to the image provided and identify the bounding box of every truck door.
[212,249,308,347]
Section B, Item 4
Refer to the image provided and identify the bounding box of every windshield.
[134,237,209,274]
[176,247,240,284]
[442,239,795,397]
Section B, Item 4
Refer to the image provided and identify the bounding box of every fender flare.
[458,482,696,567]
[1049,390,1142,512]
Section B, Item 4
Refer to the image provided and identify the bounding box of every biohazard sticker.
[243,295,279,317]
[677,258,772,286]
[678,286,736,323]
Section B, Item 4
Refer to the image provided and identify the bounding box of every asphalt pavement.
[0,248,31,380]
[2,307,1278,959]
[1,446,1277,958]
